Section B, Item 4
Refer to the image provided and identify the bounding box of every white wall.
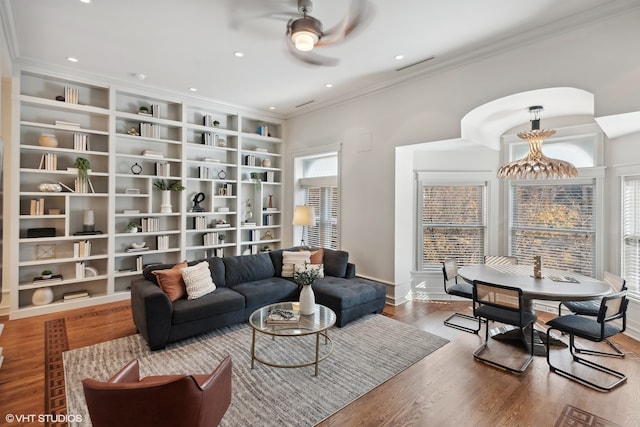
[283,8,640,303]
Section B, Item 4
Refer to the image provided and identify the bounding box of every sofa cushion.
[310,248,324,264]
[182,261,216,300]
[142,257,226,288]
[229,277,298,308]
[313,276,386,310]
[322,249,350,278]
[172,287,245,325]
[282,250,311,277]
[223,252,275,286]
[152,261,188,301]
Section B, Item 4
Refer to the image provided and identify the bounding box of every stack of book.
[139,123,160,139]
[141,217,160,232]
[63,290,89,302]
[73,133,89,151]
[73,240,92,258]
[39,153,57,170]
[32,274,63,284]
[64,86,79,104]
[157,235,169,250]
[265,309,300,325]
[29,198,45,215]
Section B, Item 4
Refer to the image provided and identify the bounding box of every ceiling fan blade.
[285,34,339,66]
[318,0,374,46]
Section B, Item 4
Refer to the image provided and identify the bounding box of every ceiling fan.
[285,0,373,66]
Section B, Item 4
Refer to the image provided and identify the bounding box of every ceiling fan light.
[293,30,318,51]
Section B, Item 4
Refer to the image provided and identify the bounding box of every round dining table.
[457,264,612,356]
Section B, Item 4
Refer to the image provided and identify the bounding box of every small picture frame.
[36,244,56,260]
[218,187,227,196]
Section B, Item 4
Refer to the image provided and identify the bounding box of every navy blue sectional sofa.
[130,247,386,350]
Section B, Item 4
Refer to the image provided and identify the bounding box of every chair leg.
[574,337,625,358]
[472,319,533,374]
[546,328,627,392]
[443,312,481,334]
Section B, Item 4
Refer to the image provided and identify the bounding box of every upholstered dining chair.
[483,255,518,266]
[442,258,481,334]
[82,355,232,427]
[472,280,536,373]
[546,290,628,391]
[558,271,627,357]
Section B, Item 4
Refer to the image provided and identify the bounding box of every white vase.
[32,287,54,305]
[299,284,316,315]
[160,190,172,213]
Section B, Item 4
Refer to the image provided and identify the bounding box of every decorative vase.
[299,284,315,315]
[268,195,274,209]
[32,287,54,305]
[262,158,271,168]
[160,190,172,213]
[38,133,58,148]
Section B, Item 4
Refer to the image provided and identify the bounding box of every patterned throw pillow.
[152,261,188,301]
[282,250,311,277]
[181,261,216,300]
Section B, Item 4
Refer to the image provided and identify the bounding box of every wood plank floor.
[0,299,638,426]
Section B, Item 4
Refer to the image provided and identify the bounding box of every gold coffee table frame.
[249,302,336,376]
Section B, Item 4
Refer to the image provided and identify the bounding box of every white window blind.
[303,186,339,249]
[510,182,595,276]
[420,184,486,269]
[622,176,640,299]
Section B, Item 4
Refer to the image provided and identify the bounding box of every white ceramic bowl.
[129,242,146,249]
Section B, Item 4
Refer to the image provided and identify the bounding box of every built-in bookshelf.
[7,69,284,318]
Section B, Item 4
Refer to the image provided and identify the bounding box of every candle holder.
[533,256,542,279]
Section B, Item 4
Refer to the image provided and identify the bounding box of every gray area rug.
[64,314,449,426]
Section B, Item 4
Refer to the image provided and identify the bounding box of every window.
[419,183,487,269]
[510,181,596,276]
[295,153,340,249]
[622,175,640,299]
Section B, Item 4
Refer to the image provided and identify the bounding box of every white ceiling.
[0,0,630,118]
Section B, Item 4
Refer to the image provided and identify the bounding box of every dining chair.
[546,290,628,391]
[442,258,481,334]
[472,280,536,373]
[483,255,518,266]
[558,271,627,357]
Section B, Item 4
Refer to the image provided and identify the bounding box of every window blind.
[420,185,486,269]
[304,186,339,249]
[623,176,640,299]
[510,182,595,276]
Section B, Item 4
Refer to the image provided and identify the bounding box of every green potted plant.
[126,222,139,233]
[218,234,226,243]
[153,179,186,191]
[41,269,53,279]
[74,157,90,182]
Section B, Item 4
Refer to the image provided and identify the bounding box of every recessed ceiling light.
[80,0,91,3]
[189,87,197,92]
[325,83,333,88]
[131,73,146,80]
[269,106,276,110]
[394,54,404,60]
[234,51,244,57]
[67,57,79,63]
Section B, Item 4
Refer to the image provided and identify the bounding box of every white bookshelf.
[7,68,284,318]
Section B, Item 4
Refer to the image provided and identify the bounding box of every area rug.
[63,314,448,426]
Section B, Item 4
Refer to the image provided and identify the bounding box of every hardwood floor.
[0,299,638,426]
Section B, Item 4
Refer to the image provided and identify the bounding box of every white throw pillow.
[294,263,324,278]
[282,250,311,278]
[181,261,216,300]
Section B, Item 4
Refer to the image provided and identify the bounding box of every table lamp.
[292,205,316,246]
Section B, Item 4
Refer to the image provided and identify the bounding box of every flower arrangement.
[153,179,185,191]
[293,262,321,287]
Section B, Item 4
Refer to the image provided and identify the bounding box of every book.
[549,275,579,283]
[63,290,89,301]
[32,274,63,284]
[265,309,300,324]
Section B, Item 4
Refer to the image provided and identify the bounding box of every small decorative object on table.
[294,262,321,315]
[533,255,542,279]
[265,308,300,325]
[192,192,206,212]
[38,133,58,148]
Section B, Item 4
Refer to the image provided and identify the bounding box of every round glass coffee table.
[249,302,336,376]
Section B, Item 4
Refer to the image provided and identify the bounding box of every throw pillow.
[310,248,324,264]
[152,261,188,302]
[282,250,311,278]
[294,262,324,279]
[181,261,216,300]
